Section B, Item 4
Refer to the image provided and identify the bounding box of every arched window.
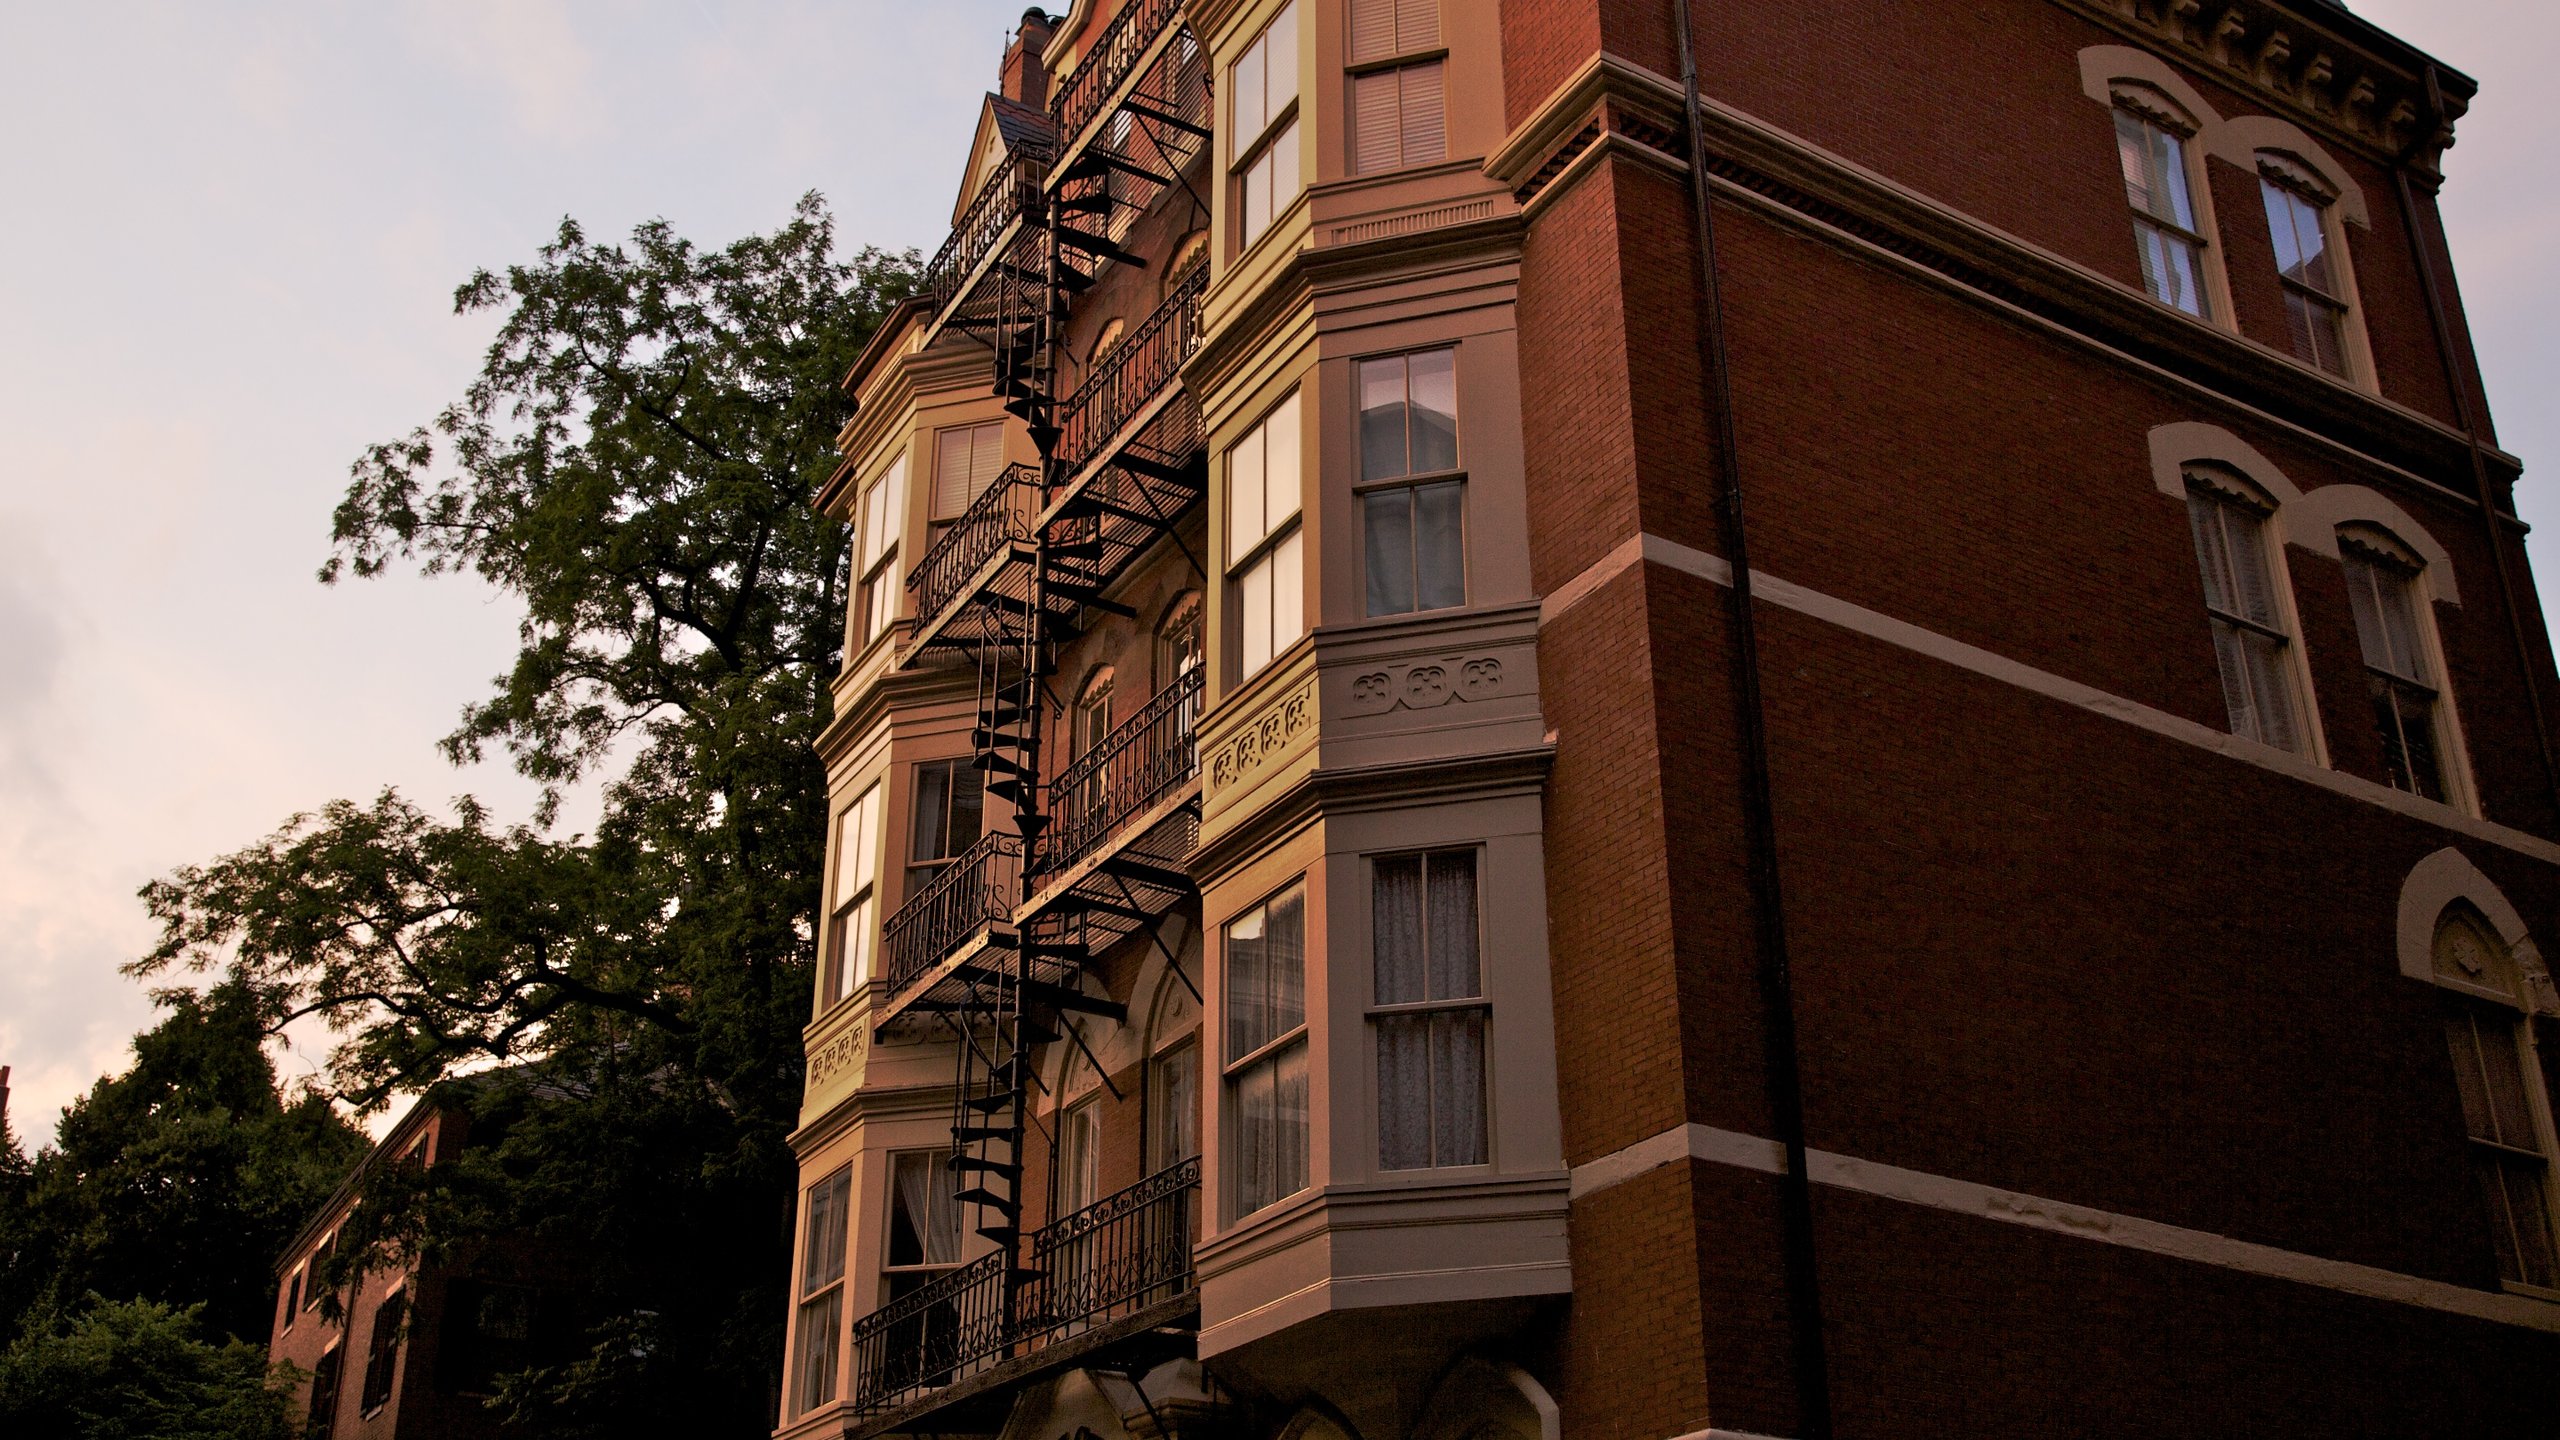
[2184,466,2312,754]
[1163,231,1209,298]
[2112,83,2213,318]
[1143,954,1203,1176]
[2338,525,2459,804]
[1157,592,1204,693]
[1070,667,1115,822]
[1089,317,1126,369]
[2432,907,2560,1288]
[1055,1047,1105,1217]
[2258,152,2356,377]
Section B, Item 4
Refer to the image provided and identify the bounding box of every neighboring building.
[788,2,2560,1437]
[268,1094,562,1440]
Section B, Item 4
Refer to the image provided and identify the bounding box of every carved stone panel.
[1342,655,1508,717]
[807,1026,869,1095]
[1205,676,1317,799]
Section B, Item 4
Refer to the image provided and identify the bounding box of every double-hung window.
[880,1150,963,1381]
[1350,0,1444,175]
[308,1345,344,1439]
[1149,1035,1201,1173]
[2339,533,2451,803]
[1229,392,1305,679]
[1357,348,1464,617]
[1057,1077,1103,1218]
[359,1289,405,1416]
[2186,476,2308,754]
[2260,166,2352,376]
[793,1166,851,1414]
[1227,882,1310,1217]
[282,1266,303,1328]
[2434,912,2560,1290]
[1372,850,1488,1170]
[857,451,906,648]
[824,785,883,1006]
[1233,2,1301,250]
[905,760,984,895]
[931,422,1007,541]
[2114,101,2211,318]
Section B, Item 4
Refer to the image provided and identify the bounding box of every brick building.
[784,2,2560,1436]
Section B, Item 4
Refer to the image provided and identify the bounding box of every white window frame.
[856,450,907,649]
[2112,89,2217,321]
[2337,527,2475,814]
[1148,1032,1202,1175]
[2430,909,2560,1295]
[793,1164,852,1415]
[1224,878,1311,1220]
[930,421,1007,527]
[2257,155,2365,383]
[2183,468,2326,763]
[1355,347,1466,618]
[824,783,884,1008]
[1228,390,1306,681]
[1231,2,1301,252]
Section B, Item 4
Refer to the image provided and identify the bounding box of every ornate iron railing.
[924,138,1055,314]
[1040,668,1202,877]
[881,833,1022,998]
[1049,0,1185,150]
[906,464,1041,632]
[1058,264,1207,472]
[848,1160,1200,1416]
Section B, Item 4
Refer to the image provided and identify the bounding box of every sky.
[0,2,2553,1149]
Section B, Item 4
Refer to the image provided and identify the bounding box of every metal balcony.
[1037,265,1210,608]
[919,135,1055,349]
[902,465,1067,655]
[1014,669,1202,967]
[1040,668,1201,880]
[1047,0,1196,180]
[879,833,1022,1001]
[847,1160,1200,1428]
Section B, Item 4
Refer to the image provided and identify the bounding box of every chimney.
[1,1065,12,1138]
[1001,8,1056,110]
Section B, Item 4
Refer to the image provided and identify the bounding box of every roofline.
[273,1093,444,1276]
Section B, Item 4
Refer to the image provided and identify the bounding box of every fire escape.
[851,0,1214,1425]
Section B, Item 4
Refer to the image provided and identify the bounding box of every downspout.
[1669,4,1835,1437]
[2391,67,2560,818]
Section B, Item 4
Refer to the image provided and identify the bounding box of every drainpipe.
[1669,4,1835,1437]
[2392,66,2560,819]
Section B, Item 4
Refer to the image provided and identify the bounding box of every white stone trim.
[1540,533,2560,868]
[1572,1123,2560,1334]
[2398,847,2558,1015]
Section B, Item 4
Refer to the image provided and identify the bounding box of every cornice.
[814,651,976,767]
[818,340,1000,515]
[2047,0,2472,180]
[1492,51,2519,516]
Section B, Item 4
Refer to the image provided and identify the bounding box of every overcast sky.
[1,2,2552,1148]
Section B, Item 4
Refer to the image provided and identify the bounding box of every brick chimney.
[1001,8,1055,110]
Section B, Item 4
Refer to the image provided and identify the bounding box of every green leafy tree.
[137,196,919,1436]
[0,1298,299,1440]
[0,984,366,1350]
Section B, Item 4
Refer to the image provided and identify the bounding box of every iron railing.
[924,138,1055,314]
[1058,264,1208,472]
[1041,668,1202,877]
[1049,0,1185,150]
[880,833,1022,998]
[906,464,1041,633]
[848,1160,1200,1416]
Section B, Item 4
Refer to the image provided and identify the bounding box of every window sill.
[2499,1279,2560,1305]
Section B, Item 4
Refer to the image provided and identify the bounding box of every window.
[1357,349,1464,616]
[1057,1091,1103,1217]
[2185,476,2307,754]
[437,1280,536,1395]
[1350,0,1444,175]
[1157,593,1204,695]
[856,452,906,647]
[2340,532,2450,803]
[1071,669,1115,820]
[1233,2,1300,249]
[282,1267,303,1329]
[932,421,1006,526]
[2261,168,2351,376]
[2435,912,2560,1289]
[1226,882,1310,1217]
[824,785,883,1006]
[1372,850,1487,1170]
[879,1150,963,1382]
[308,1345,344,1440]
[906,760,985,894]
[359,1290,405,1416]
[793,1166,851,1414]
[1229,392,1306,679]
[2114,100,2210,317]
[1149,1036,1201,1173]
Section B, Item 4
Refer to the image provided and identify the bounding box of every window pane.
[887,1151,960,1268]
[1275,1040,1310,1199]
[2500,1159,2558,1286]
[1272,120,1301,224]
[2238,627,2299,752]
[1234,31,1266,137]
[2447,1011,2497,1142]
[1359,355,1409,479]
[1426,850,1481,999]
[1230,412,1267,554]
[911,763,952,864]
[1373,854,1425,1004]
[1365,488,1417,617]
[1431,1009,1488,1166]
[1350,0,1395,64]
[803,1167,852,1293]
[1267,2,1297,113]
[2135,222,2207,317]
[1266,392,1302,521]
[794,1289,843,1412]
[2477,1017,2540,1152]
[1267,885,1306,1034]
[1399,61,1446,169]
[1394,0,1439,50]
[1238,1060,1273,1211]
[1152,1041,1200,1169]
[1241,553,1273,677]
[2218,507,2281,629]
[1415,480,1466,611]
[1378,1014,1431,1170]
[1274,529,1306,657]
[1244,148,1273,244]
[1353,69,1399,176]
[1229,901,1271,1058]
[1408,349,1457,472]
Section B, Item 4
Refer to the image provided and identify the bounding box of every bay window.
[1357,348,1464,617]
[1372,850,1487,1170]
[793,1165,851,1414]
[1227,882,1309,1217]
[1233,2,1300,250]
[824,785,883,1007]
[1349,0,1444,175]
[1229,392,1305,679]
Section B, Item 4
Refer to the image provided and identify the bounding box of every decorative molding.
[2052,0,2469,179]
[1342,655,1508,716]
[1328,199,1497,248]
[1204,676,1317,795]
[807,1025,869,1092]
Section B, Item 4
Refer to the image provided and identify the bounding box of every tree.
[0,1298,299,1440]
[0,984,366,1350]
[137,196,920,1436]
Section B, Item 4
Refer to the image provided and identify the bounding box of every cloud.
[395,0,603,147]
